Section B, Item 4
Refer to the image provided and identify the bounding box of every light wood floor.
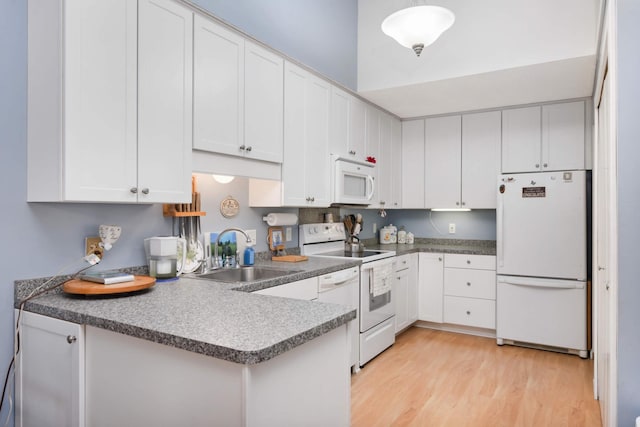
[351,327,601,427]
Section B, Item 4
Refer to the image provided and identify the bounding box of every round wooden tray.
[63,275,156,295]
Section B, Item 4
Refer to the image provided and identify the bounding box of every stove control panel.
[299,223,346,244]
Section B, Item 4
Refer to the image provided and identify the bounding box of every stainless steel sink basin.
[195,266,302,283]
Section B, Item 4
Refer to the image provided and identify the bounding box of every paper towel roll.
[262,213,298,226]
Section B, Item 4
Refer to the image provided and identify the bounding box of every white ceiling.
[357,0,601,118]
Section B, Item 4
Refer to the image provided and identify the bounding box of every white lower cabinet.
[394,254,418,333]
[16,311,85,427]
[252,277,318,300]
[443,254,497,329]
[417,253,444,323]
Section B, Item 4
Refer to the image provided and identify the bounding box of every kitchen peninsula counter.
[15,257,360,365]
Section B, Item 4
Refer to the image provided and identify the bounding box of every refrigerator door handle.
[497,190,504,268]
[497,277,585,290]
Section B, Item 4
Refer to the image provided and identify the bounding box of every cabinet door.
[425,115,462,209]
[329,86,350,157]
[502,106,541,173]
[64,0,138,202]
[401,120,425,208]
[138,0,192,203]
[244,41,284,163]
[407,254,419,324]
[282,62,330,206]
[376,112,393,208]
[394,268,410,333]
[390,118,403,208]
[305,75,331,206]
[349,97,367,159]
[418,253,444,323]
[461,111,501,209]
[16,311,84,427]
[193,15,244,156]
[542,101,585,171]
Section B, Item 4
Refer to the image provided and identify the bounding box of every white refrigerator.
[496,170,588,358]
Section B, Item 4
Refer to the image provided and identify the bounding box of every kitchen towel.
[262,213,298,226]
[372,262,393,297]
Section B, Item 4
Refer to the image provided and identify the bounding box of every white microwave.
[332,156,375,205]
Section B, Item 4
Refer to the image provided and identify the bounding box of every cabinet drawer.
[444,254,495,270]
[395,253,417,272]
[443,296,495,329]
[444,268,496,299]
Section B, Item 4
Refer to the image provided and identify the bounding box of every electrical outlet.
[448,223,456,234]
[373,223,377,234]
[246,229,257,244]
[285,227,292,242]
[85,236,103,259]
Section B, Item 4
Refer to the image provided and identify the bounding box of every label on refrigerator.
[522,187,546,198]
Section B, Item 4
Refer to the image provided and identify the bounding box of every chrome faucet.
[213,228,252,269]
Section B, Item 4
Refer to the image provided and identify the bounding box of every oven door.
[333,158,375,205]
[360,258,395,332]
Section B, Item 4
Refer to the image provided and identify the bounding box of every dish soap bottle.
[243,243,255,266]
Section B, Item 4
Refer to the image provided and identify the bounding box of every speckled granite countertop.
[15,257,360,365]
[364,238,496,256]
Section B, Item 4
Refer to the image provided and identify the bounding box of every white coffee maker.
[144,237,186,279]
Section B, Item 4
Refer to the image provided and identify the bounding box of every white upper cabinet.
[244,41,284,163]
[193,17,283,163]
[138,0,193,203]
[282,62,331,207]
[424,115,462,209]
[329,87,366,161]
[390,118,403,208]
[376,112,393,209]
[461,111,502,209]
[502,100,585,173]
[27,0,192,203]
[193,16,244,157]
[401,119,425,208]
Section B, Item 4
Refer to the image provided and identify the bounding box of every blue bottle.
[243,245,255,266]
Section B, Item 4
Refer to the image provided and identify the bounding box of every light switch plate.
[285,227,292,242]
[448,223,456,234]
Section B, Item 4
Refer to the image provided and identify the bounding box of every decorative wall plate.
[220,196,240,218]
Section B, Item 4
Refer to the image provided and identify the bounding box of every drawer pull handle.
[466,311,471,315]
[466,282,471,286]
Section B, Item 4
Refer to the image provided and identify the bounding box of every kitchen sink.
[194,266,302,283]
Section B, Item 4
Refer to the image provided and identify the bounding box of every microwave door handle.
[366,175,375,200]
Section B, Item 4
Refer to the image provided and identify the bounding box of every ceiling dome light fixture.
[381,5,455,57]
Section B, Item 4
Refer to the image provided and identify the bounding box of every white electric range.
[300,223,396,367]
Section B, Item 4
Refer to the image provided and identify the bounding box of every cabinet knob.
[543,163,548,168]
[456,201,460,206]
[239,144,246,151]
[130,187,138,194]
[535,163,540,168]
[349,150,356,155]
[380,201,386,205]
[141,188,149,195]
[438,257,442,262]
[305,197,310,202]
[466,260,471,264]
[67,335,77,344]
[397,276,401,280]
[466,282,471,286]
[461,202,466,206]
[246,146,252,152]
[402,260,407,264]
[310,197,315,202]
[466,311,471,315]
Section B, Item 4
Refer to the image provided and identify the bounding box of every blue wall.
[385,209,496,241]
[0,1,357,423]
[616,0,640,423]
[190,0,357,90]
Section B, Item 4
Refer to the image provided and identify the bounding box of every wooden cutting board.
[63,275,156,295]
[271,255,308,262]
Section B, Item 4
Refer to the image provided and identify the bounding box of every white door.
[394,267,409,333]
[390,118,403,208]
[244,41,284,163]
[138,0,192,203]
[64,0,138,202]
[424,115,462,209]
[304,75,331,206]
[193,15,244,156]
[282,62,308,205]
[329,86,350,157]
[417,253,444,323]
[16,311,85,427]
[595,71,616,427]
[501,106,541,173]
[401,120,425,208]
[377,112,393,208]
[542,101,585,171]
[497,171,587,280]
[349,97,367,159]
[462,111,501,209]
